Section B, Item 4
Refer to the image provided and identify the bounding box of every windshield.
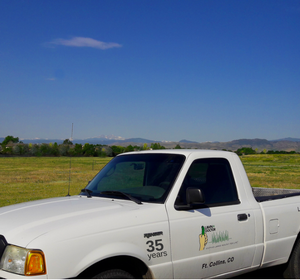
[80,153,185,203]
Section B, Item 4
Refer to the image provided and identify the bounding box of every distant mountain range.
[0,136,157,145]
[270,137,300,142]
[1,136,300,152]
[179,139,199,144]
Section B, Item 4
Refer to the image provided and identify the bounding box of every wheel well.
[286,232,300,263]
[281,232,300,278]
[77,255,152,279]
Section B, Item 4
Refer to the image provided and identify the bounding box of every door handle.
[237,213,248,221]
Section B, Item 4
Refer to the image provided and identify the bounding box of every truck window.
[97,161,145,191]
[176,158,239,207]
[84,153,186,203]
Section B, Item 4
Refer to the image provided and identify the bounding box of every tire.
[284,238,300,278]
[92,269,134,279]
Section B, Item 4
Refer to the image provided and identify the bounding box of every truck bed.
[252,187,300,202]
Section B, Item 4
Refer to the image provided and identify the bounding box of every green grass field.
[241,154,300,189]
[0,157,111,207]
[0,154,299,207]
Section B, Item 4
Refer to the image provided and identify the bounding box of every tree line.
[0,136,299,157]
[0,136,167,157]
[234,147,298,155]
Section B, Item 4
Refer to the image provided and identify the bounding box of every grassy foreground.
[0,157,112,207]
[241,154,300,189]
[0,154,299,207]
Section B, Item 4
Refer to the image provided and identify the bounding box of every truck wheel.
[284,239,300,278]
[92,269,134,279]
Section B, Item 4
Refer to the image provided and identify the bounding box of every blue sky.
[1,0,299,142]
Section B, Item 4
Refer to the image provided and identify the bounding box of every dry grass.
[0,154,299,207]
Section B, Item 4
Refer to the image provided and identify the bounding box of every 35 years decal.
[144,231,168,261]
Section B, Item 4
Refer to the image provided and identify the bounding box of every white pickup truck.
[1,149,300,279]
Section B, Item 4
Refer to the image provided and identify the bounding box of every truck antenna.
[67,123,73,197]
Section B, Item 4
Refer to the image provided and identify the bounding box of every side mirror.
[186,187,205,205]
[175,188,206,210]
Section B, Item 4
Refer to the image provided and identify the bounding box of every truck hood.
[0,196,152,247]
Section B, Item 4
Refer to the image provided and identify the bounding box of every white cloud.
[48,37,122,50]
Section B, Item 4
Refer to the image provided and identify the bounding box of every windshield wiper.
[81,188,93,198]
[100,191,143,205]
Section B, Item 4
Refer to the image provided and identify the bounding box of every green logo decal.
[211,230,229,244]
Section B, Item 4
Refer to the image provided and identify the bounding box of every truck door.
[167,157,257,278]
